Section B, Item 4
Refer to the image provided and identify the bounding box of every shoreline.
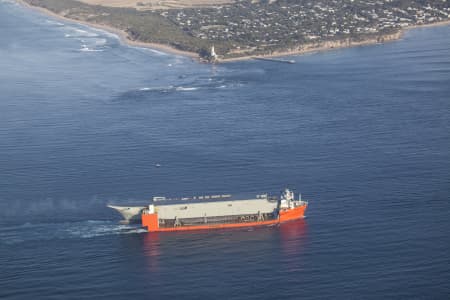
[220,34,403,63]
[13,0,450,63]
[221,20,450,63]
[14,0,200,59]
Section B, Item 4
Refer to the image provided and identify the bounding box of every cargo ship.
[108,188,308,232]
[143,188,307,232]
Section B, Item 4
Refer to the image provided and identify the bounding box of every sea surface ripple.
[0,1,450,299]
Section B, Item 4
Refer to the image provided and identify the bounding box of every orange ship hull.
[142,204,307,232]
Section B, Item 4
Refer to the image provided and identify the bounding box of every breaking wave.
[65,27,99,38]
[175,86,198,91]
[138,85,174,93]
[137,85,198,93]
[62,26,109,51]
[45,20,64,26]
[142,48,169,56]
[79,45,104,52]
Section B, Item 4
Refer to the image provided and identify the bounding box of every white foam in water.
[175,87,198,91]
[44,17,182,58]
[0,220,149,245]
[138,86,198,92]
[57,24,111,52]
[138,85,174,92]
[66,221,147,239]
[90,27,120,40]
[93,38,107,46]
[73,28,98,38]
[146,48,168,56]
[45,20,64,26]
[63,27,100,39]
[79,46,104,52]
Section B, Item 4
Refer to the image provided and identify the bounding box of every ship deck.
[158,212,277,228]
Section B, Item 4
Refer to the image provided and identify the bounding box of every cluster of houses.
[157,0,450,56]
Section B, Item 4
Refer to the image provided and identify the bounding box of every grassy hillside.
[26,0,212,53]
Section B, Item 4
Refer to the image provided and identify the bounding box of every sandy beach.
[14,0,200,60]
[13,0,450,63]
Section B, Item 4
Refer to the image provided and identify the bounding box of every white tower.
[210,45,217,60]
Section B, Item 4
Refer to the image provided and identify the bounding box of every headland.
[16,0,450,62]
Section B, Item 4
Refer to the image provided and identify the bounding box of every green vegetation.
[25,0,450,59]
[26,0,209,53]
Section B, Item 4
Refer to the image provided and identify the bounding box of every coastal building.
[210,45,218,62]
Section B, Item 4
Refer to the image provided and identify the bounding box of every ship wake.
[0,220,147,245]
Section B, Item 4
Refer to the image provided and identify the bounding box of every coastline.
[221,20,450,63]
[14,0,200,59]
[220,34,404,63]
[13,0,450,63]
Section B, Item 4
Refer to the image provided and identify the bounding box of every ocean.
[1,1,450,298]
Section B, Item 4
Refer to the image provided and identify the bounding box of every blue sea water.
[1,0,450,298]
